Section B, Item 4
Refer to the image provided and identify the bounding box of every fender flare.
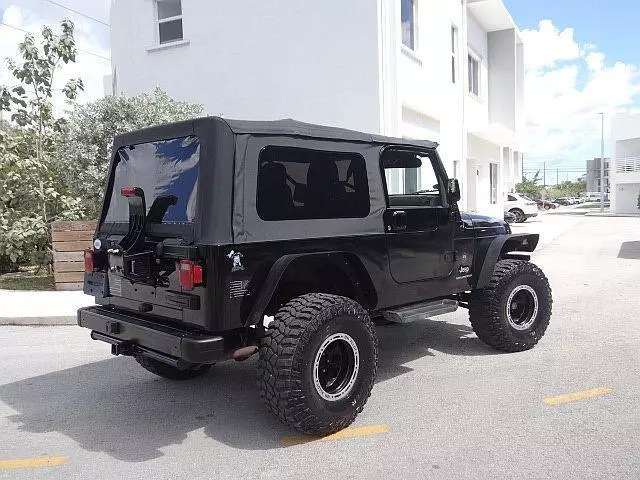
[242,251,375,326]
[475,234,539,289]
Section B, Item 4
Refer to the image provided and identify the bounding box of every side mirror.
[447,178,461,203]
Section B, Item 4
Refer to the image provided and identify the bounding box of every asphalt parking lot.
[1,214,639,479]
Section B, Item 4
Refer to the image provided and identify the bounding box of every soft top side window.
[257,146,370,221]
[381,148,444,208]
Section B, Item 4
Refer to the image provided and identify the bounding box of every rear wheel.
[135,355,211,380]
[469,260,552,352]
[510,208,525,223]
[257,293,377,435]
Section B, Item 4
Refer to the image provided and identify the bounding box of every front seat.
[258,162,294,220]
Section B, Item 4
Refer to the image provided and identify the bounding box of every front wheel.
[257,293,378,436]
[469,260,552,352]
[510,208,525,223]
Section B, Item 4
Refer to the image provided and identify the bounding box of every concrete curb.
[584,212,640,218]
[0,316,76,326]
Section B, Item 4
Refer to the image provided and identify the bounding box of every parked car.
[78,117,552,436]
[554,197,571,206]
[534,199,558,210]
[504,193,539,222]
[583,192,609,202]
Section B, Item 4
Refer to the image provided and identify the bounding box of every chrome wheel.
[506,285,538,330]
[313,333,360,401]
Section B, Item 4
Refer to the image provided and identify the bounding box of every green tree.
[545,179,587,199]
[55,88,203,218]
[516,171,542,198]
[0,20,84,271]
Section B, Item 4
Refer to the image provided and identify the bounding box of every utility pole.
[556,168,559,186]
[543,162,546,187]
[599,112,605,213]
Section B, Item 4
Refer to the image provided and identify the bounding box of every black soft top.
[221,118,439,149]
[105,116,439,246]
[112,116,438,151]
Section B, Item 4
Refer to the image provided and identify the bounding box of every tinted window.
[507,195,517,201]
[257,146,369,221]
[105,136,199,224]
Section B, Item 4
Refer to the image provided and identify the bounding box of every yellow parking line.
[0,456,69,469]
[543,387,614,406]
[282,424,389,447]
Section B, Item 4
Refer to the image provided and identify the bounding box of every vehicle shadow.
[618,241,640,260]
[0,316,494,460]
[375,314,497,383]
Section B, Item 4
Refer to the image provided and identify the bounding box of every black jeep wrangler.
[79,117,552,435]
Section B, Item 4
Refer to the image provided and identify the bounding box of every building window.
[451,26,458,84]
[489,163,498,204]
[257,146,370,221]
[157,0,183,44]
[468,53,480,96]
[401,0,417,50]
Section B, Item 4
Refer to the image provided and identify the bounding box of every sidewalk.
[0,289,91,325]
[584,211,640,217]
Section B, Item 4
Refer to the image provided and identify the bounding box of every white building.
[611,113,640,214]
[109,0,525,217]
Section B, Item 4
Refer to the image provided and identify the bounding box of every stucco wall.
[464,13,489,132]
[110,0,382,133]
[488,29,516,131]
[611,113,640,213]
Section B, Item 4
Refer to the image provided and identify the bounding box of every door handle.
[392,210,407,231]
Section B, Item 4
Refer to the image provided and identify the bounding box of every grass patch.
[0,273,55,290]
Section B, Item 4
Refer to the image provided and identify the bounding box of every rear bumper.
[77,306,224,365]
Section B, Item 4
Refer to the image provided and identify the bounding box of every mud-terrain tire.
[257,293,378,436]
[469,260,552,352]
[510,208,525,223]
[135,355,211,380]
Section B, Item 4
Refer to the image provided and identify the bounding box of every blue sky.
[505,0,640,68]
[504,0,640,181]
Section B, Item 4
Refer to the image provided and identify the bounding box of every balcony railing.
[616,156,640,173]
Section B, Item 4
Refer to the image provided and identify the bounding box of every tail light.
[179,260,203,290]
[84,249,94,272]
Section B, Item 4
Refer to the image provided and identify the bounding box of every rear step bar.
[382,299,458,324]
[90,331,182,368]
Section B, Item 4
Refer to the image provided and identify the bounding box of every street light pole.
[599,113,605,213]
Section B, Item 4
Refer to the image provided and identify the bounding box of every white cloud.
[0,1,111,113]
[520,20,640,176]
[521,20,580,71]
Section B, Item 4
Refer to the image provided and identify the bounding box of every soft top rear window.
[104,136,200,225]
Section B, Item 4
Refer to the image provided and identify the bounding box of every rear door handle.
[392,210,407,231]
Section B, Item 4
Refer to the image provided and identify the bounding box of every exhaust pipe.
[232,346,258,361]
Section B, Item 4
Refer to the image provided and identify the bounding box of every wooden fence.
[51,220,97,291]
